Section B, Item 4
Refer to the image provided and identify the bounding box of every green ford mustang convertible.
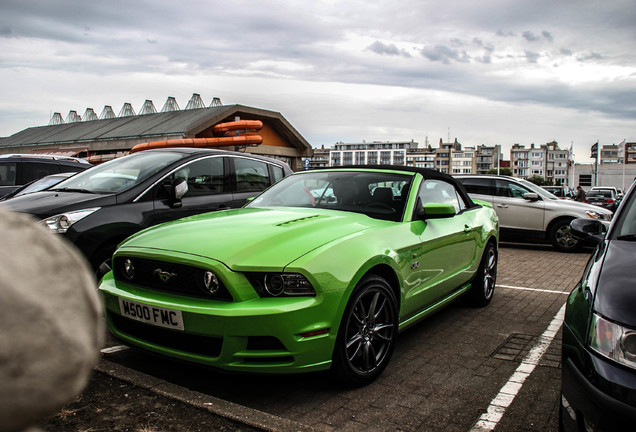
[100,166,499,386]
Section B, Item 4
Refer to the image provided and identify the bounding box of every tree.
[526,175,551,186]
[487,168,513,176]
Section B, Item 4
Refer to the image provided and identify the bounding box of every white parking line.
[470,303,566,432]
[497,284,570,295]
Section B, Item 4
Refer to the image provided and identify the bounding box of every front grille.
[113,256,233,301]
[109,312,222,357]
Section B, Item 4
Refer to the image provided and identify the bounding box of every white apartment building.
[329,141,415,167]
[452,146,476,174]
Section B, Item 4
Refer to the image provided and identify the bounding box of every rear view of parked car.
[561,180,636,430]
[0,148,291,277]
[0,154,91,197]
[455,175,613,252]
[586,188,620,212]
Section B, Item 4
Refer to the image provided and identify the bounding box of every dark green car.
[100,166,499,385]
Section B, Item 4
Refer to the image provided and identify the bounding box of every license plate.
[118,298,184,331]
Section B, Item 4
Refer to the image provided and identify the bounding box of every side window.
[271,164,285,183]
[21,162,61,183]
[459,178,493,196]
[0,162,17,186]
[235,158,270,192]
[175,157,225,197]
[495,179,528,198]
[417,179,465,213]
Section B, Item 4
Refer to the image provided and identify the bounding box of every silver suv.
[455,175,613,252]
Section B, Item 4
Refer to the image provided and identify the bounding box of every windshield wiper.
[617,234,636,241]
[50,187,94,194]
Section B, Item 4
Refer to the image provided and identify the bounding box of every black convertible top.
[313,164,478,208]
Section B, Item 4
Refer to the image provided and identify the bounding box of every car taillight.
[605,199,615,204]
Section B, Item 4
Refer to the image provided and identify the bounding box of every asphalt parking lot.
[98,242,592,432]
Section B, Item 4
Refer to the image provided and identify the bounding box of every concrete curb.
[96,358,317,432]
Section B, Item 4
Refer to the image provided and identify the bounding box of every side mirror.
[570,218,606,245]
[523,192,540,201]
[416,201,456,220]
[169,179,188,208]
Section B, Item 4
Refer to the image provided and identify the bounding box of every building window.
[579,174,592,186]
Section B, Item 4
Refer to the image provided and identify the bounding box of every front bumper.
[100,272,343,374]
[561,327,636,431]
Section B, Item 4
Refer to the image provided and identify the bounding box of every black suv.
[0,148,292,276]
[0,154,92,197]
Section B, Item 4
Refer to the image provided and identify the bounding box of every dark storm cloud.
[522,31,540,42]
[367,41,411,58]
[524,50,541,63]
[1,0,635,131]
[577,52,603,61]
[421,45,470,64]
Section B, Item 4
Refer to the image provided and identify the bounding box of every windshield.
[15,173,74,196]
[247,170,413,222]
[51,151,183,194]
[612,185,636,240]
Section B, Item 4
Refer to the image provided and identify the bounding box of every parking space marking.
[497,284,569,295]
[470,303,566,432]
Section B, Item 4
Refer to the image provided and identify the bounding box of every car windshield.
[247,170,413,222]
[50,151,183,194]
[612,185,636,240]
[14,173,74,197]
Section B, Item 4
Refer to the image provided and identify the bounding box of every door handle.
[496,204,508,208]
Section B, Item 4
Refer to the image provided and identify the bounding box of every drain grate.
[490,333,561,368]
[491,333,536,362]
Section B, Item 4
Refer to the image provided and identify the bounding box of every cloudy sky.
[1,0,634,162]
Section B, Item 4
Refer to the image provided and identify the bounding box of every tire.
[91,246,116,281]
[550,219,580,252]
[466,241,497,307]
[331,275,398,387]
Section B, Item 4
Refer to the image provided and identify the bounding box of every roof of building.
[0,104,311,153]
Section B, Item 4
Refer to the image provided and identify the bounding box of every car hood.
[545,198,613,215]
[594,240,636,328]
[0,190,115,218]
[118,207,385,270]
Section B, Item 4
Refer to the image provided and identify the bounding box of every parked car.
[99,166,499,386]
[586,188,620,212]
[0,154,91,197]
[561,180,636,430]
[590,185,621,196]
[0,148,291,277]
[455,175,613,252]
[542,185,575,200]
[0,172,76,201]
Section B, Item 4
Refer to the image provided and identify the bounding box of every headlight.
[40,208,100,233]
[585,210,612,221]
[249,273,315,297]
[589,313,636,370]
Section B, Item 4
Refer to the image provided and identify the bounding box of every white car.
[455,175,613,252]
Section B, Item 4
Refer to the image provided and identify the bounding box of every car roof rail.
[0,154,91,164]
